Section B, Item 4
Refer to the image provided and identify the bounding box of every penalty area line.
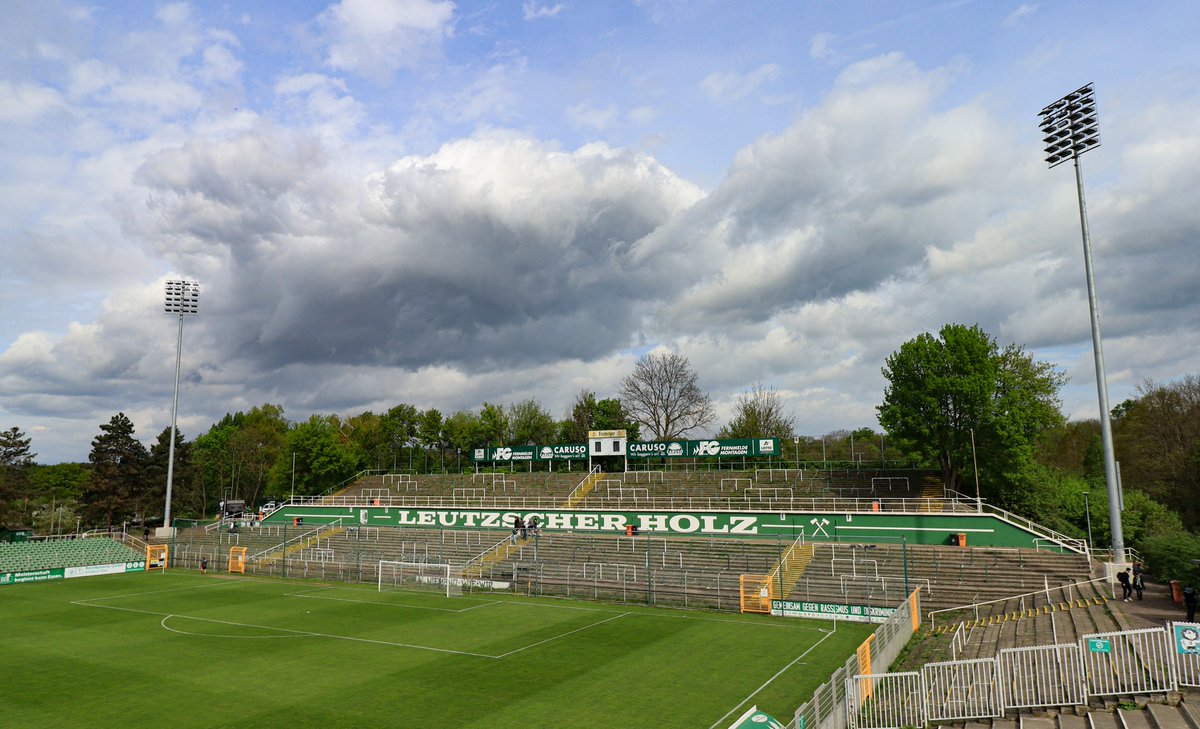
[71,600,500,659]
[494,612,631,658]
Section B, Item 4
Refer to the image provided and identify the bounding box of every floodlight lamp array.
[1038,83,1099,168]
[164,280,200,315]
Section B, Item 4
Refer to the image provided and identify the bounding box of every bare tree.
[718,384,795,439]
[619,352,714,440]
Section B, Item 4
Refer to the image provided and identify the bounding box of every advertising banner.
[771,599,896,624]
[471,438,781,461]
[0,561,146,587]
[627,438,780,459]
[472,444,588,462]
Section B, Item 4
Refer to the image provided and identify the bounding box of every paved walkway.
[1115,578,1194,628]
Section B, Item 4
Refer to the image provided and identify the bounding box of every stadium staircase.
[921,473,946,512]
[252,523,346,566]
[757,539,817,601]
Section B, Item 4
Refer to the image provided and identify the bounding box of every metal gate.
[922,658,1000,722]
[1079,627,1175,696]
[845,672,923,729]
[998,643,1084,709]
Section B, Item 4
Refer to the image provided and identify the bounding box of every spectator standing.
[1185,585,1198,623]
[200,557,208,575]
[511,515,523,545]
[1118,568,1132,602]
[1133,572,1145,601]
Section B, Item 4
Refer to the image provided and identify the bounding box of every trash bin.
[957,533,967,547]
[1172,580,1183,605]
[949,533,959,546]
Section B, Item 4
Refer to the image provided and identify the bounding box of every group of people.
[1116,562,1146,602]
[1116,561,1198,622]
[510,515,540,544]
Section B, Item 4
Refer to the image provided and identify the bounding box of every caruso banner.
[472,438,780,462]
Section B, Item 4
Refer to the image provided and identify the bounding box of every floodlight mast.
[163,280,199,534]
[1038,83,1124,563]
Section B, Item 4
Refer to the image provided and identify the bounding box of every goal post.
[377,560,463,598]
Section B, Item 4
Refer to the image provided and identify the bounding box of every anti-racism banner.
[471,438,781,462]
[771,599,896,624]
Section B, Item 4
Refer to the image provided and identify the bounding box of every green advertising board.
[627,438,780,459]
[471,438,782,462]
[261,505,1063,550]
[0,561,145,587]
[472,444,588,462]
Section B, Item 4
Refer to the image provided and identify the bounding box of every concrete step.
[1147,704,1192,729]
[1059,713,1090,729]
[1090,710,1122,729]
[1021,716,1057,729]
[1119,707,1155,729]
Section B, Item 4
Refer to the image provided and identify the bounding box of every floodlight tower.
[162,280,199,534]
[1038,83,1124,562]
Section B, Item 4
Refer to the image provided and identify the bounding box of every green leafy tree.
[343,411,388,470]
[718,384,795,440]
[82,413,148,529]
[27,463,88,532]
[144,427,191,526]
[878,323,1065,496]
[1112,375,1200,527]
[268,415,360,496]
[443,410,483,470]
[382,404,420,471]
[417,409,445,472]
[478,402,508,446]
[507,399,557,445]
[0,426,36,523]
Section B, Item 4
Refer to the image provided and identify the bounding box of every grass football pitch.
[3,571,873,728]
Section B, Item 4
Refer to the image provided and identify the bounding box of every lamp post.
[163,280,199,534]
[1038,83,1124,563]
[1082,491,1094,553]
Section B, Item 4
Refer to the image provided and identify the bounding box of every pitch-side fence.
[840,623,1200,729]
[788,590,922,729]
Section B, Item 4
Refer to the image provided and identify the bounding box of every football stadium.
[7,431,1199,728]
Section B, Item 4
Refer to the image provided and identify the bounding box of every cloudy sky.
[2,0,1198,463]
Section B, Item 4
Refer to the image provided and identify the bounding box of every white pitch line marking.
[71,601,500,659]
[495,613,631,658]
[706,628,836,729]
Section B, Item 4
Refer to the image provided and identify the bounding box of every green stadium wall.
[261,506,1074,552]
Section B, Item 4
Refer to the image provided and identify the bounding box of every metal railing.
[838,623,1200,729]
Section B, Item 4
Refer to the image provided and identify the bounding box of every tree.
[0,426,36,523]
[418,409,445,472]
[268,415,360,496]
[443,410,483,470]
[383,403,420,471]
[619,352,714,440]
[507,399,556,446]
[1112,374,1200,528]
[478,402,508,445]
[718,384,795,440]
[878,324,1065,496]
[82,413,148,529]
[144,427,191,526]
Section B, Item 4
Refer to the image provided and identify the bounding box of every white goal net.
[377,560,463,598]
